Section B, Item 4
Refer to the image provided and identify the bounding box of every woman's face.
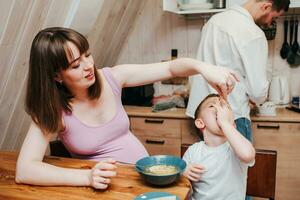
[58,42,95,92]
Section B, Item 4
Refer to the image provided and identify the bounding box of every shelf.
[163,0,226,15]
[176,8,226,14]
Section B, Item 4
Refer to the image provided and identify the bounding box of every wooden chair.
[181,145,277,200]
[49,140,71,158]
[246,149,277,200]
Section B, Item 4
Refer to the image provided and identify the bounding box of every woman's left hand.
[201,65,240,100]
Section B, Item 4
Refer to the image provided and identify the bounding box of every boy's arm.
[221,124,255,164]
[215,100,255,164]
[182,145,205,182]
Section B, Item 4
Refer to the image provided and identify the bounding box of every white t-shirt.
[183,141,254,200]
[186,5,269,120]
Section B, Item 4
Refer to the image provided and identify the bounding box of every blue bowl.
[135,155,186,186]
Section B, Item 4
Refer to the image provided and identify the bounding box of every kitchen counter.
[124,105,300,123]
[0,151,191,200]
[124,106,187,119]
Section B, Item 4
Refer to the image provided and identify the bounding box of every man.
[187,0,290,142]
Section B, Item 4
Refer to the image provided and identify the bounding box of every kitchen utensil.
[291,19,299,53]
[289,18,294,46]
[288,19,300,67]
[269,75,290,105]
[280,20,290,59]
[135,155,186,186]
[213,0,226,9]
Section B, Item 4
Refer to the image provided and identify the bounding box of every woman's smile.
[85,71,94,80]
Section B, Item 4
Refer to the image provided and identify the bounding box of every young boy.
[183,94,255,200]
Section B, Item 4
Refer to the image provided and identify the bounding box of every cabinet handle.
[144,119,164,124]
[257,124,280,129]
[146,139,165,145]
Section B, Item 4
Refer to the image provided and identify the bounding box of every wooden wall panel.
[0,0,146,151]
[116,0,203,65]
[0,1,14,43]
[0,0,33,98]
[0,0,34,148]
[88,0,146,68]
[43,0,74,28]
[1,0,53,150]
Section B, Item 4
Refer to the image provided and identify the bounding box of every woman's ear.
[54,74,63,83]
[195,118,205,129]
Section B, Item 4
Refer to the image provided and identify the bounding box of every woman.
[16,27,239,189]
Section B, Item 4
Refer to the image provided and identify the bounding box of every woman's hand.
[201,65,240,100]
[183,164,205,182]
[89,159,117,189]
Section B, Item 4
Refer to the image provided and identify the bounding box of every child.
[183,94,255,200]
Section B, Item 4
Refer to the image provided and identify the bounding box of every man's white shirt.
[186,6,269,120]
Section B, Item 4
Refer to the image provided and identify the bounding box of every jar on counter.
[213,0,226,9]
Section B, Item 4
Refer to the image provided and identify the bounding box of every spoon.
[135,165,146,172]
[280,19,290,59]
[291,19,299,53]
[288,19,299,65]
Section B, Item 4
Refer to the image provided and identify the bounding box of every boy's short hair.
[194,94,220,119]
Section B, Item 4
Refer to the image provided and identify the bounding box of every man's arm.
[239,37,269,105]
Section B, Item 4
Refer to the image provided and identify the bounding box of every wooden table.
[0,151,191,200]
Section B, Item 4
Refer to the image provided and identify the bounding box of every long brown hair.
[26,27,101,134]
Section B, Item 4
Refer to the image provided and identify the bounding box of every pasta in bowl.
[135,155,186,186]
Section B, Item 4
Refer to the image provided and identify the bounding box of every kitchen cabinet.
[126,106,200,157]
[252,121,300,200]
[291,0,300,8]
[163,0,226,14]
[130,117,182,156]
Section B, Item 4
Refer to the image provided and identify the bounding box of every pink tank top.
[59,67,148,164]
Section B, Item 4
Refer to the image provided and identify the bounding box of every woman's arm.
[15,122,116,189]
[111,58,239,99]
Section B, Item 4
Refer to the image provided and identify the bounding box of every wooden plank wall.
[0,0,143,151]
[0,0,76,151]
[88,0,147,68]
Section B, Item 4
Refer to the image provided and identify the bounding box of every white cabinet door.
[291,0,300,8]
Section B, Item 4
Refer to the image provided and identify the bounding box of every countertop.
[0,151,191,200]
[124,105,300,123]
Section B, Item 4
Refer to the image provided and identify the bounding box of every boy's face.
[195,97,223,135]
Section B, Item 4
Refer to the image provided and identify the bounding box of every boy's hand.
[214,98,235,129]
[183,164,205,182]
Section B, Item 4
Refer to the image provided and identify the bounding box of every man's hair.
[257,0,290,12]
[194,94,220,119]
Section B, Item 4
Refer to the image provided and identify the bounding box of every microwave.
[121,84,154,106]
